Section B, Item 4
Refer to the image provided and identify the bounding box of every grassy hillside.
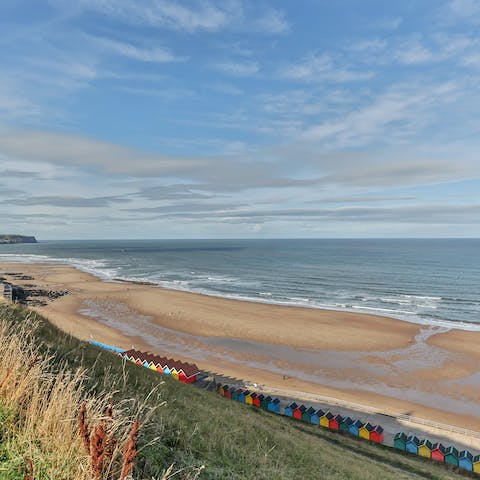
[0,302,474,479]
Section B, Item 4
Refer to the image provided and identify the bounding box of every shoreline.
[2,261,480,435]
[3,254,480,333]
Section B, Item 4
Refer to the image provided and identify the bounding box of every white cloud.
[395,41,434,65]
[212,61,259,76]
[53,0,289,34]
[88,36,184,63]
[280,53,374,83]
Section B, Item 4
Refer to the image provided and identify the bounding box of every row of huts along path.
[119,349,200,384]
[216,384,384,444]
[395,433,480,473]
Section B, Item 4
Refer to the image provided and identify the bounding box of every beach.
[2,261,480,436]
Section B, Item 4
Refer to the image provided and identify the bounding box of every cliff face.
[0,235,37,244]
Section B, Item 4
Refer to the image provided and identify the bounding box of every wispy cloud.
[280,53,374,83]
[87,36,184,63]
[212,60,259,76]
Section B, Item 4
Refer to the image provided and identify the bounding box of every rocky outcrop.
[0,235,37,244]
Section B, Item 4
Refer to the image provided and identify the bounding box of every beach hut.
[339,416,353,434]
[444,446,459,467]
[231,388,239,401]
[178,364,199,383]
[216,384,225,396]
[473,455,480,473]
[370,425,384,444]
[268,398,280,413]
[238,390,249,403]
[359,422,373,440]
[262,395,272,409]
[224,386,232,399]
[285,402,298,417]
[156,363,165,374]
[418,439,433,458]
[431,443,445,463]
[249,392,258,406]
[349,419,363,437]
[163,364,171,376]
[458,450,473,471]
[293,404,306,420]
[245,392,254,405]
[256,394,265,408]
[405,435,420,455]
[320,411,333,428]
[170,368,179,381]
[304,407,319,425]
[394,432,407,451]
[329,414,343,431]
[302,407,314,423]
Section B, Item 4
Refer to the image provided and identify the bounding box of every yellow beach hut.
[170,367,179,381]
[418,439,433,458]
[473,455,480,473]
[320,411,333,428]
[245,392,254,405]
[359,422,373,440]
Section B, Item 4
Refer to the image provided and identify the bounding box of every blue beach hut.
[284,402,298,417]
[405,435,420,455]
[238,390,249,403]
[349,419,363,437]
[308,407,320,425]
[267,398,280,413]
[458,450,473,471]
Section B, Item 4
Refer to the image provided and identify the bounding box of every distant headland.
[0,234,37,244]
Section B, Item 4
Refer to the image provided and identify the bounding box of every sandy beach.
[2,261,480,435]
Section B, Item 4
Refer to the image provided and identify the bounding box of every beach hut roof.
[250,392,258,398]
[419,439,433,449]
[333,414,343,422]
[297,404,307,412]
[306,406,316,415]
[373,425,384,434]
[406,435,420,445]
[257,394,265,401]
[432,442,445,452]
[361,422,374,432]
[474,454,480,462]
[271,398,280,404]
[394,432,407,440]
[264,396,272,402]
[353,419,364,428]
[341,417,353,425]
[287,402,298,409]
[314,408,324,417]
[325,411,334,420]
[236,388,244,394]
[459,450,473,460]
[445,446,458,455]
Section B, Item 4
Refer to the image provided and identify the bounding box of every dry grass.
[0,307,153,480]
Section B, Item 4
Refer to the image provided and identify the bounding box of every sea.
[1,238,479,330]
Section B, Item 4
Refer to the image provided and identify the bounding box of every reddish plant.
[24,457,34,480]
[78,403,91,455]
[91,423,107,480]
[120,420,140,480]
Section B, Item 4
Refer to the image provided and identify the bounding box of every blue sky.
[0,0,479,239]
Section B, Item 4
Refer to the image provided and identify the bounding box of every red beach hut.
[370,425,384,444]
[223,385,232,399]
[293,404,306,420]
[253,394,261,407]
[329,414,343,431]
[431,443,446,463]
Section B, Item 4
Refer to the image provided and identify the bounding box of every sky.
[0,0,479,239]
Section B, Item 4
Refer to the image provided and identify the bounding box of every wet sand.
[2,262,480,434]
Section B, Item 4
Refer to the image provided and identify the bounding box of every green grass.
[0,302,476,479]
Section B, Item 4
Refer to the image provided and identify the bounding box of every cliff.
[0,234,37,244]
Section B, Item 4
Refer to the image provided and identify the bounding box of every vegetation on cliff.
[0,302,470,479]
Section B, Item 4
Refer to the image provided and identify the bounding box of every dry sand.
[2,262,480,434]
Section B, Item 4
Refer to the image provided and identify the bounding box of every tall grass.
[0,305,144,480]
